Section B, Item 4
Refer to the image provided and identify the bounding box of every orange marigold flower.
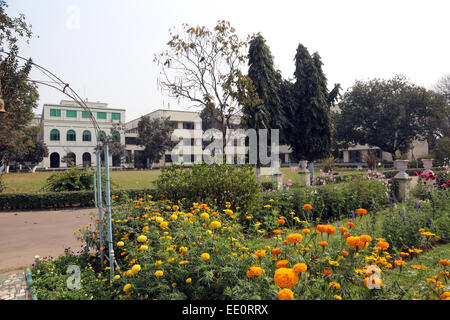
[273,229,281,235]
[356,208,367,215]
[341,250,349,257]
[360,235,372,243]
[286,233,303,244]
[394,260,407,267]
[274,268,299,288]
[440,291,450,300]
[246,266,265,278]
[272,248,282,256]
[302,228,310,234]
[347,222,355,228]
[302,204,313,210]
[324,269,333,276]
[377,241,389,250]
[329,281,341,289]
[438,259,450,266]
[277,219,286,225]
[254,250,266,258]
[293,263,307,273]
[278,288,294,300]
[320,241,328,247]
[276,260,290,269]
[338,227,348,234]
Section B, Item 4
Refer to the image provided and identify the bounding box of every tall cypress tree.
[286,44,335,162]
[244,33,286,138]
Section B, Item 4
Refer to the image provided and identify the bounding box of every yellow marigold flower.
[131,264,141,274]
[113,275,120,280]
[334,295,342,300]
[154,260,162,267]
[302,204,312,210]
[155,217,164,223]
[200,213,209,220]
[186,278,192,284]
[123,284,132,292]
[286,233,303,244]
[139,245,148,251]
[160,221,168,229]
[278,288,294,300]
[254,249,266,258]
[179,260,189,265]
[155,270,163,277]
[320,241,328,247]
[274,268,299,288]
[210,220,221,229]
[117,241,124,247]
[201,253,210,261]
[293,263,307,273]
[328,260,339,267]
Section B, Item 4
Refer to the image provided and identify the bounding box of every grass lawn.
[1,166,370,194]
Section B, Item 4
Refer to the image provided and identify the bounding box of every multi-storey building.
[38,100,125,169]
[124,109,203,168]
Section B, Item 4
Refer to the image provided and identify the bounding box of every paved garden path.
[0,207,95,272]
[0,271,28,300]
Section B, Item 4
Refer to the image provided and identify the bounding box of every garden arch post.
[104,144,114,279]
[96,151,104,264]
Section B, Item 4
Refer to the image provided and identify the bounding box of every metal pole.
[96,152,104,265]
[93,171,97,208]
[311,161,315,184]
[104,144,114,279]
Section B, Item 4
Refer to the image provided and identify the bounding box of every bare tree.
[433,73,450,103]
[154,20,261,153]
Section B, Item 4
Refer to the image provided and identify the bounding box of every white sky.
[7,0,450,122]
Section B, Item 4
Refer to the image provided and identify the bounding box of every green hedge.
[0,188,157,211]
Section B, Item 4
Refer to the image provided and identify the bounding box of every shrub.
[43,168,96,192]
[432,137,450,163]
[155,163,260,217]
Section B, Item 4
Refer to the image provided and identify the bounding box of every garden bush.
[155,163,260,217]
[43,168,98,192]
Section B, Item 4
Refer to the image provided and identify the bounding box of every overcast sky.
[7,0,450,122]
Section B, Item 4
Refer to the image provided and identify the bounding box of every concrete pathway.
[0,271,27,300]
[0,207,95,272]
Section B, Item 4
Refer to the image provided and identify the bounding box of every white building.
[38,100,125,169]
[125,109,203,168]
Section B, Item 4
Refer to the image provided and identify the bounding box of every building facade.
[38,100,125,169]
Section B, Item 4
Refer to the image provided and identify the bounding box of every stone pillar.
[392,160,412,201]
[298,160,311,186]
[421,159,434,175]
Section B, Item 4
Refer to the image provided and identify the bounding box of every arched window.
[67,129,76,141]
[112,131,120,142]
[82,130,91,142]
[50,129,60,141]
[98,130,106,142]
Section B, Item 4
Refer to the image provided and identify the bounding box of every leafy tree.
[15,126,48,171]
[432,136,450,163]
[137,116,175,169]
[95,124,127,166]
[0,1,38,172]
[335,75,447,159]
[284,44,339,162]
[154,20,261,154]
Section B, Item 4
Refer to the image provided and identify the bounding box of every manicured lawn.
[1,166,369,194]
[2,170,161,193]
